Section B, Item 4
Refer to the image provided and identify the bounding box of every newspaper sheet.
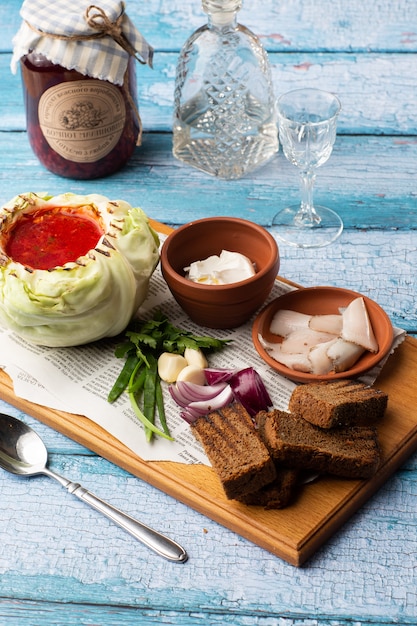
[0,235,405,465]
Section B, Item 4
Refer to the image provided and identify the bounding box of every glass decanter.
[173,0,278,180]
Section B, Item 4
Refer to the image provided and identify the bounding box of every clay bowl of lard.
[160,217,280,328]
[252,286,393,383]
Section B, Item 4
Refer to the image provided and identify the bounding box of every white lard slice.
[308,339,338,375]
[309,314,343,335]
[281,328,337,355]
[341,297,379,352]
[270,309,312,337]
[326,338,366,372]
[258,336,311,372]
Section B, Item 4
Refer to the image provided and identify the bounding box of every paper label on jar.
[38,80,126,163]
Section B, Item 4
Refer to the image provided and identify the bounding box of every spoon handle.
[46,470,187,562]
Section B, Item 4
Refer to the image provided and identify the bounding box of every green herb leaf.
[108,310,231,442]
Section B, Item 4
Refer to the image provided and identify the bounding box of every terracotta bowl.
[252,286,393,383]
[160,217,280,329]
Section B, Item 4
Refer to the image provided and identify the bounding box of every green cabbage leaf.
[0,192,160,347]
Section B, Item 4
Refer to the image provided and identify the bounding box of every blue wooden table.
[1,1,417,624]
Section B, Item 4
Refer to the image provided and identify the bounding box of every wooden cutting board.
[1,219,416,566]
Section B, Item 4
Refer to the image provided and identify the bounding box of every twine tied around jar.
[84,4,153,68]
[24,2,153,145]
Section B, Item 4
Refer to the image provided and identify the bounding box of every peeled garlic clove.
[281,328,337,354]
[176,365,207,385]
[341,297,378,352]
[326,338,366,372]
[309,314,343,335]
[270,309,312,337]
[184,347,208,369]
[157,352,188,383]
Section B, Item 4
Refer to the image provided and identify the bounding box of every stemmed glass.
[271,88,343,248]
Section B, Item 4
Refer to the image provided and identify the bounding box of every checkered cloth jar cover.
[11,0,153,85]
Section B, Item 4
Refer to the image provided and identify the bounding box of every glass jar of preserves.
[11,1,153,180]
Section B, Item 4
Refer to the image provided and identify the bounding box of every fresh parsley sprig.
[108,311,230,442]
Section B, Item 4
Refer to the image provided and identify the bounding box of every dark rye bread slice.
[191,402,276,500]
[236,467,299,509]
[256,410,381,479]
[289,379,388,429]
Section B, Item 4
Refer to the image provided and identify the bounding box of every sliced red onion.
[177,380,228,401]
[169,381,228,407]
[229,367,272,417]
[204,368,235,385]
[168,385,190,408]
[171,366,272,422]
[180,407,203,424]
[180,385,234,423]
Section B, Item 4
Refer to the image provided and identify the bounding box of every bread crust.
[256,409,381,479]
[191,402,277,500]
[289,379,388,429]
[236,467,299,509]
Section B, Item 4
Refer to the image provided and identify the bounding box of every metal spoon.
[0,412,188,563]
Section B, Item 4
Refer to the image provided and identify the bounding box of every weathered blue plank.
[2,52,417,135]
[0,132,415,232]
[3,0,417,54]
[0,599,413,625]
[0,450,415,622]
